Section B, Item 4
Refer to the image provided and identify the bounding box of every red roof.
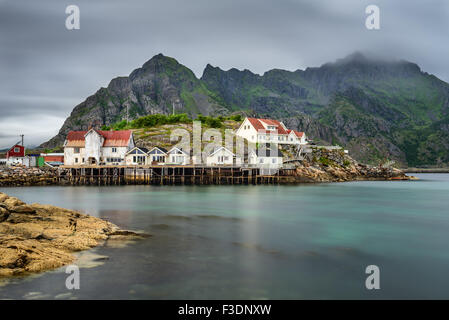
[65,130,132,147]
[287,129,305,138]
[247,118,288,135]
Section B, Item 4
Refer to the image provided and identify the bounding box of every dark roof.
[137,147,149,153]
[126,146,149,154]
[151,146,167,153]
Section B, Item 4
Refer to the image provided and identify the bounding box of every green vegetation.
[101,113,243,131]
[42,147,63,154]
[101,113,190,130]
[197,115,223,128]
[318,157,331,166]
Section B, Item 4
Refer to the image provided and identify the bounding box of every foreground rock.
[0,192,147,278]
[287,148,415,183]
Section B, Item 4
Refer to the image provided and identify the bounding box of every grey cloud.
[0,0,449,147]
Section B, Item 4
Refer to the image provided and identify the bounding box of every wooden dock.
[58,165,298,186]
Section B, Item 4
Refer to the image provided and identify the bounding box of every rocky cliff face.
[42,52,449,167]
[202,52,449,166]
[42,54,229,147]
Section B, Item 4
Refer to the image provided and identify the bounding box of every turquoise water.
[1,173,449,299]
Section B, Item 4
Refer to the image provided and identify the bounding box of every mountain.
[42,54,229,148]
[42,52,449,167]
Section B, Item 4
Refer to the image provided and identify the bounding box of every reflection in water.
[1,174,449,299]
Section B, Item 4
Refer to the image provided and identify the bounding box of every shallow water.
[1,173,449,299]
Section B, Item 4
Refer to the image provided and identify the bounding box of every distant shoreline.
[403,168,449,173]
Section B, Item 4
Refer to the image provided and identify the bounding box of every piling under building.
[58,165,299,186]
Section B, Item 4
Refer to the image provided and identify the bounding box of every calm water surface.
[1,173,449,299]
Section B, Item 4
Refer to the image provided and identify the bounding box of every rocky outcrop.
[0,166,59,187]
[288,148,413,183]
[0,193,148,277]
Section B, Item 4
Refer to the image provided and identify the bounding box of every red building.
[43,155,64,162]
[6,144,25,161]
[41,153,64,165]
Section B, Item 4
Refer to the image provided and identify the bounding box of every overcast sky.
[1,0,448,148]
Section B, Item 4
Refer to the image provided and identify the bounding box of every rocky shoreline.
[287,148,415,183]
[0,166,59,187]
[0,192,148,278]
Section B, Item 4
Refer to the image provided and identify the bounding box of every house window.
[14,147,20,153]
[133,156,145,163]
[272,158,277,164]
[259,158,264,164]
[82,158,85,163]
[112,147,117,153]
[74,147,80,154]
[75,158,78,163]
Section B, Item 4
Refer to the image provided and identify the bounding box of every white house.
[206,147,242,166]
[236,117,307,145]
[148,147,168,164]
[167,147,190,165]
[287,130,308,145]
[248,146,283,168]
[125,147,150,165]
[64,129,134,166]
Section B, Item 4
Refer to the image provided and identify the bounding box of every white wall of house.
[167,148,190,165]
[258,132,289,144]
[206,148,236,166]
[125,154,148,165]
[287,132,299,144]
[84,130,104,164]
[248,152,283,168]
[295,133,307,145]
[236,117,306,146]
[236,118,259,144]
[6,157,25,165]
[64,147,84,165]
[103,147,128,165]
[169,154,189,165]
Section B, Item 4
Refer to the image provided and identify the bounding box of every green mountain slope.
[42,52,449,167]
